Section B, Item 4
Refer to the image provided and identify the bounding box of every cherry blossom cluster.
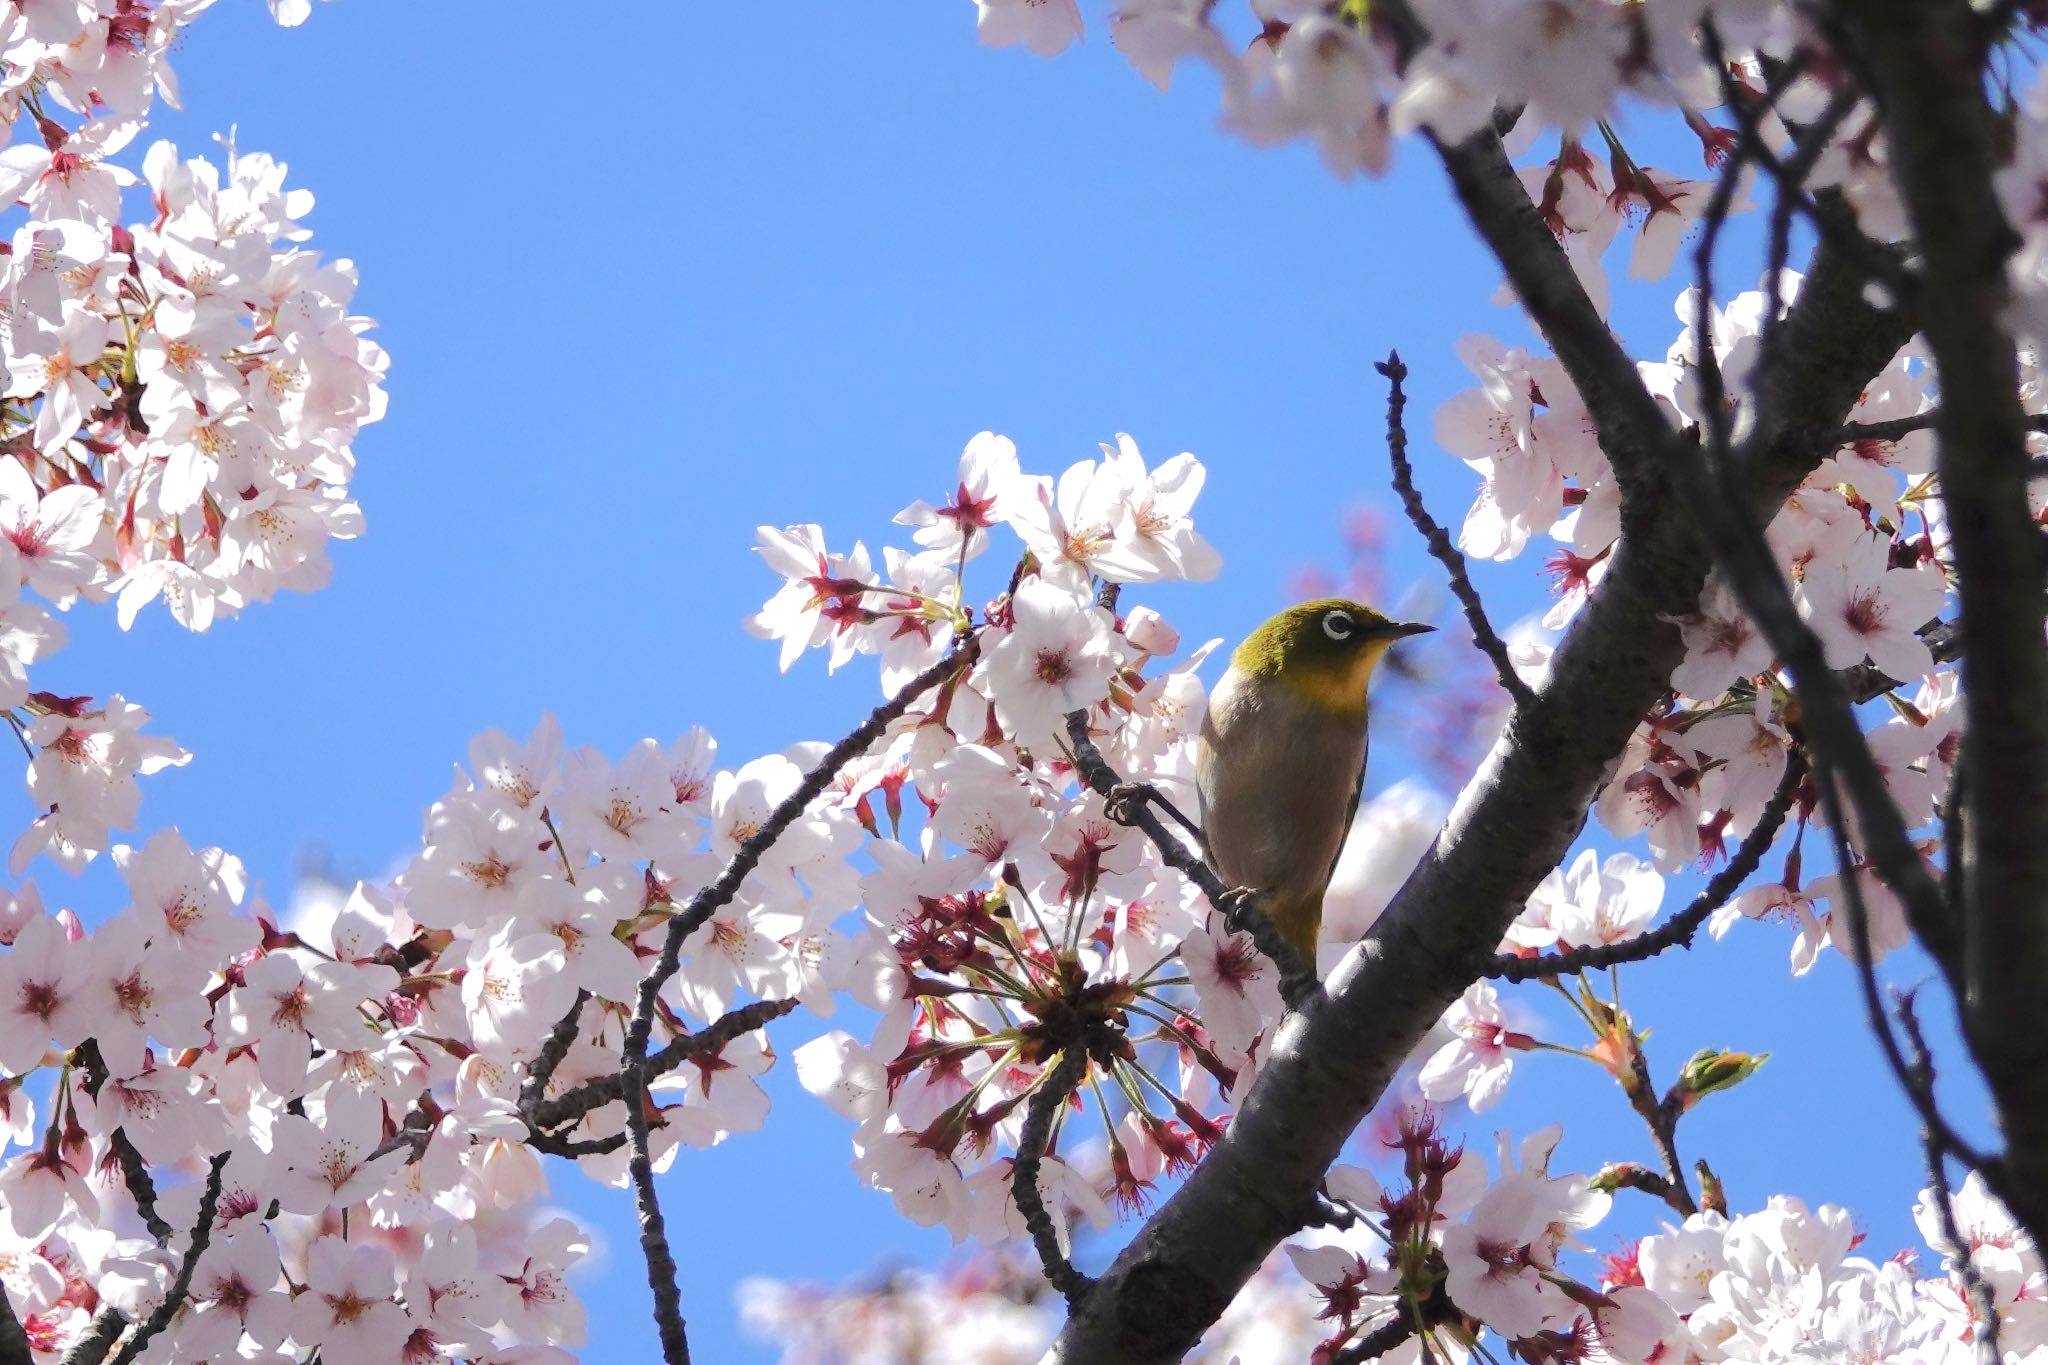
[740,1154,2047,1365]
[740,1246,1329,1363]
[0,4,386,636]
[1621,1177,2046,1364]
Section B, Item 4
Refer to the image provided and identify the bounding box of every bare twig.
[608,635,978,1362]
[1809,765,1990,1171]
[1623,1048,1696,1215]
[532,996,801,1136]
[1898,990,2002,1365]
[1063,715,1318,1006]
[1378,352,1533,709]
[1486,760,1802,981]
[365,1103,435,1165]
[1811,411,2048,450]
[621,634,980,1074]
[1013,1047,1094,1308]
[105,1151,229,1365]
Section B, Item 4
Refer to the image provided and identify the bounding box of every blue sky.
[35,4,1983,1358]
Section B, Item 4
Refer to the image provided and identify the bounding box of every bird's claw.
[1105,782,1155,827]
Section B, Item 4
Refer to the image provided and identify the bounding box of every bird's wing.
[1320,731,1367,893]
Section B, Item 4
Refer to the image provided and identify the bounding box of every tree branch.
[623,1061,691,1365]
[1844,0,2048,1232]
[531,996,801,1137]
[104,1151,229,1365]
[1012,1047,1094,1308]
[1898,989,2001,1365]
[1591,1161,1693,1218]
[1332,1312,1419,1364]
[1485,759,1802,981]
[1378,351,1534,709]
[0,1285,32,1365]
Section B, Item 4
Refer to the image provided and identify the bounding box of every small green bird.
[1195,598,1433,966]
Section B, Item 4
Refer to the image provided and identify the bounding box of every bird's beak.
[1372,621,1435,640]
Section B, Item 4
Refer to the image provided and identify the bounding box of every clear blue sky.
[41,5,1973,1358]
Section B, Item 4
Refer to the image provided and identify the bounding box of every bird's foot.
[1104,782,1155,827]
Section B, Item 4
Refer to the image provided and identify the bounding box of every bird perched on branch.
[1195,598,1433,967]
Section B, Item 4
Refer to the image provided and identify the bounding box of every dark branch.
[1011,1047,1094,1308]
[623,1064,692,1365]
[57,1309,124,1365]
[106,1151,229,1365]
[532,997,802,1136]
[621,634,980,1072]
[1486,760,1802,981]
[1378,351,1534,710]
[1332,1313,1420,1364]
[1812,411,2048,451]
[1591,1161,1693,1218]
[1845,3,2048,1233]
[1898,990,2002,1365]
[1063,716,1318,1006]
[109,1129,172,1245]
[0,1283,32,1365]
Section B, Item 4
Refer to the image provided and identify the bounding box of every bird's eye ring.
[1322,610,1355,641]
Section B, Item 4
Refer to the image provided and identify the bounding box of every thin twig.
[1377,352,1533,709]
[1063,715,1318,1006]
[1812,411,2048,449]
[364,1103,435,1165]
[1897,990,2002,1365]
[106,1151,229,1365]
[1486,759,1802,980]
[1011,1047,1093,1308]
[620,634,980,1073]
[532,996,801,1136]
[1810,764,1991,1171]
[1623,1047,1696,1215]
[607,637,976,1363]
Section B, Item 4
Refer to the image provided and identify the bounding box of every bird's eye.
[1322,610,1355,641]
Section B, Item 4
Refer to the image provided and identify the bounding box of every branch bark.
[1844,0,2048,1235]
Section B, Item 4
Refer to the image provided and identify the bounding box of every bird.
[1194,598,1433,968]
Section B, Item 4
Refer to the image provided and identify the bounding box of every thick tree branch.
[1845,0,2048,1229]
[1049,149,1915,1365]
[1378,352,1534,709]
[1486,759,1802,981]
